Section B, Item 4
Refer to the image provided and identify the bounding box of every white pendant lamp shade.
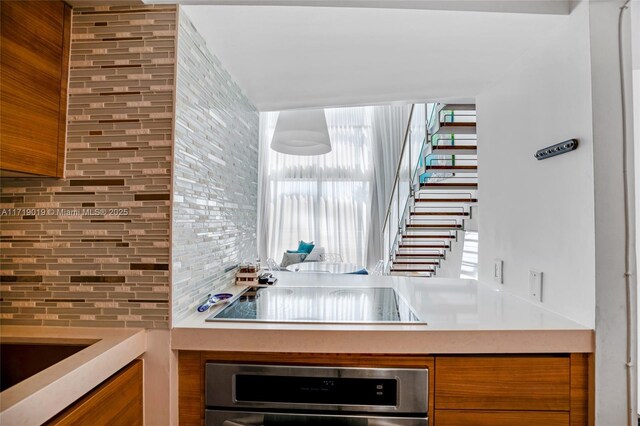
[271,109,331,155]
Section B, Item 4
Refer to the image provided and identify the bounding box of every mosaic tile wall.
[172,12,259,322]
[0,4,177,328]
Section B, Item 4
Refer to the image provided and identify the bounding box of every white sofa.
[279,246,326,268]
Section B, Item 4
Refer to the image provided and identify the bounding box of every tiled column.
[171,12,259,323]
[0,4,177,328]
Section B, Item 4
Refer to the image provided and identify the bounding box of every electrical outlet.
[493,259,503,284]
[529,270,543,302]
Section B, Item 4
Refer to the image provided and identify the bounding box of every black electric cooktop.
[205,287,422,324]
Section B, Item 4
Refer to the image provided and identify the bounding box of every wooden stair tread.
[411,211,469,216]
[391,268,436,273]
[394,253,444,265]
[415,198,477,203]
[439,122,476,127]
[399,244,450,249]
[396,263,438,272]
[396,251,444,255]
[391,265,437,269]
[395,253,444,258]
[397,257,442,260]
[420,182,478,189]
[407,223,462,226]
[424,165,477,171]
[406,225,463,230]
[402,234,456,239]
[390,271,434,278]
[431,145,477,151]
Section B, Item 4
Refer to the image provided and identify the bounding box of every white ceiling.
[180,5,567,111]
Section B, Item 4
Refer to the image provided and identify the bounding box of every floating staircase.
[389,103,477,278]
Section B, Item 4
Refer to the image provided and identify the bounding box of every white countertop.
[172,274,593,354]
[0,326,146,426]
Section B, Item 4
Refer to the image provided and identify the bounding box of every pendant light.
[271,109,331,155]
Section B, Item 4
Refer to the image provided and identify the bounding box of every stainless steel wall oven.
[205,363,428,425]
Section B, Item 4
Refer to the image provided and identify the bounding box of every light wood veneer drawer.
[435,355,570,411]
[435,409,569,426]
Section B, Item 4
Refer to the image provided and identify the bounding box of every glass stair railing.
[382,102,478,278]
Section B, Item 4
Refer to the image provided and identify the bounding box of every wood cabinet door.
[0,1,70,177]
[435,410,569,426]
[45,359,143,426]
[435,355,570,411]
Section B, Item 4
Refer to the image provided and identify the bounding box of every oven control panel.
[205,363,428,415]
[236,375,398,406]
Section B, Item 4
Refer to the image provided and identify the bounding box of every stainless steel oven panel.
[205,410,428,426]
[205,363,428,414]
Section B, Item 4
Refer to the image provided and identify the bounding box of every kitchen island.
[173,274,592,354]
[174,274,593,426]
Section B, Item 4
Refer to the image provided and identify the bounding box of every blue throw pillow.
[297,240,315,254]
[346,269,369,275]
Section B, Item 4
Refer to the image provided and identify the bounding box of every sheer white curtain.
[366,105,412,267]
[257,105,411,268]
[258,107,374,266]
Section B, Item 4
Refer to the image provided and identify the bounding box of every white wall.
[438,206,478,279]
[588,1,637,423]
[477,1,595,327]
[632,0,640,415]
[479,1,638,422]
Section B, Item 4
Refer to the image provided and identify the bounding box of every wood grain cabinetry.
[435,355,570,411]
[45,359,143,426]
[435,410,570,426]
[434,354,591,426]
[0,0,71,177]
[178,351,591,426]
